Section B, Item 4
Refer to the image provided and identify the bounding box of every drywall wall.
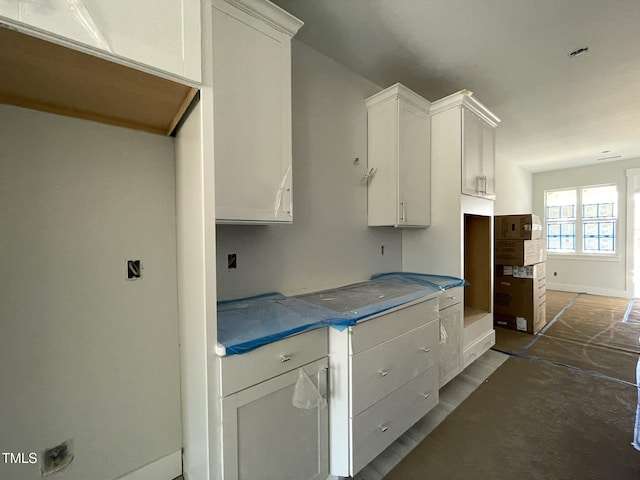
[216,41,402,300]
[494,155,532,215]
[0,105,182,479]
[533,157,640,297]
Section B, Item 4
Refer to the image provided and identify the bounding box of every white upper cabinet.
[213,0,302,224]
[429,90,500,199]
[0,0,201,82]
[462,107,497,198]
[366,84,431,228]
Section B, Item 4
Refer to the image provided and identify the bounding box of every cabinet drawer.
[439,287,463,311]
[221,328,328,396]
[463,329,495,368]
[351,298,438,354]
[351,320,439,415]
[352,365,438,475]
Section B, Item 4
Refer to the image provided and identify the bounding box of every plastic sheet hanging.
[292,369,326,410]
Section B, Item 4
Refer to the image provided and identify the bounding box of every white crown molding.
[430,89,500,127]
[221,0,303,37]
[365,83,431,111]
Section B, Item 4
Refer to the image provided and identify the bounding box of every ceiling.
[272,0,640,173]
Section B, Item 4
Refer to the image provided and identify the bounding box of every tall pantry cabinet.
[402,90,500,379]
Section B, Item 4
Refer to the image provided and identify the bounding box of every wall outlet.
[228,254,237,269]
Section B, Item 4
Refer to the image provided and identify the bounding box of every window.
[545,184,617,254]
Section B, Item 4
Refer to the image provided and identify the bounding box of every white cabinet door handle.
[280,355,292,363]
[420,393,430,399]
[420,347,431,353]
[379,424,389,433]
[400,201,405,222]
[377,369,389,377]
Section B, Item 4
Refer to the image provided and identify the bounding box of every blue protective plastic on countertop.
[217,273,466,356]
[370,272,468,290]
[217,293,345,355]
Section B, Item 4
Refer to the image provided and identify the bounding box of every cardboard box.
[495,238,547,266]
[494,262,547,334]
[495,214,543,240]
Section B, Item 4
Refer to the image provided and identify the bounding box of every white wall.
[533,158,640,297]
[494,154,532,215]
[216,41,402,300]
[0,106,182,479]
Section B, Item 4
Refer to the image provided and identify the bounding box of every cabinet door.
[481,121,496,198]
[222,358,329,480]
[398,99,430,227]
[439,303,463,387]
[461,108,483,196]
[0,0,200,81]
[213,0,297,224]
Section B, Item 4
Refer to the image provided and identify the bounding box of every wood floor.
[353,349,508,480]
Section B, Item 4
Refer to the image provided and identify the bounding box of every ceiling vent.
[568,46,589,57]
[596,154,622,161]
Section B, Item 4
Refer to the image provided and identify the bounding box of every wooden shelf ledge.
[0,26,198,136]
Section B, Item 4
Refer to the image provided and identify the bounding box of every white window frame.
[544,183,618,257]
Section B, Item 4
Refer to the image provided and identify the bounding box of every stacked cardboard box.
[494,214,547,334]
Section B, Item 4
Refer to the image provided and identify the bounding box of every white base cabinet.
[438,288,464,388]
[328,297,440,477]
[219,328,329,480]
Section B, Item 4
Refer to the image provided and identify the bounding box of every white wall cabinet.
[329,297,440,477]
[0,0,201,82]
[219,328,329,480]
[460,97,498,198]
[366,83,431,228]
[213,0,302,224]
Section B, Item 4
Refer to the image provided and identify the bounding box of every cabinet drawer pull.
[420,393,430,399]
[280,355,292,363]
[420,347,431,354]
[379,424,389,433]
[377,369,389,377]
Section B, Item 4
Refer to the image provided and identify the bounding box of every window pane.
[584,237,599,251]
[547,223,560,236]
[582,222,615,253]
[600,222,614,236]
[582,185,617,217]
[598,203,614,217]
[583,204,598,218]
[584,222,598,236]
[561,236,575,250]
[600,237,614,252]
[547,206,561,220]
[546,190,577,220]
[548,237,560,250]
[561,223,575,235]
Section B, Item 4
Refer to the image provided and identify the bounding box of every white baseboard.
[117,450,182,480]
[546,282,630,299]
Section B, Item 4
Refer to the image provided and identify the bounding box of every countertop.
[216,273,466,356]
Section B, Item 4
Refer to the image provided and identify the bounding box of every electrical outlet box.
[127,260,142,280]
